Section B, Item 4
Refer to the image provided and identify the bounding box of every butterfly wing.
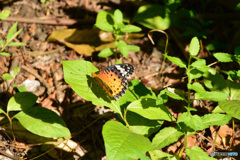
[92,64,134,99]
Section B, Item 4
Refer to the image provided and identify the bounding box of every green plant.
[40,0,53,3]
[94,9,141,61]
[0,92,70,142]
[0,21,26,56]
[63,36,239,159]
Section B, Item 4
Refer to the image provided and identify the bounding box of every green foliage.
[40,0,53,3]
[0,22,26,56]
[2,92,71,138]
[94,9,141,59]
[133,5,171,30]
[0,10,11,20]
[62,31,239,159]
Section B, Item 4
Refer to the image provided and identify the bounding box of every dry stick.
[21,65,53,95]
[147,29,169,82]
[0,150,19,160]
[1,17,94,25]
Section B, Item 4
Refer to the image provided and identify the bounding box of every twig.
[21,65,53,95]
[1,17,94,26]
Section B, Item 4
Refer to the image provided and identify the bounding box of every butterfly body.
[91,64,134,99]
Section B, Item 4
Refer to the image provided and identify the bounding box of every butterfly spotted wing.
[91,64,134,99]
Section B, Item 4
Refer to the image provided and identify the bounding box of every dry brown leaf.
[47,28,144,56]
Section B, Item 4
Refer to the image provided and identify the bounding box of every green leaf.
[0,52,10,56]
[213,52,233,62]
[218,100,240,120]
[126,111,163,137]
[127,98,175,121]
[94,10,114,32]
[114,9,123,26]
[124,79,156,100]
[234,46,240,55]
[152,127,184,150]
[102,121,151,160]
[126,44,140,52]
[13,66,20,76]
[235,3,240,10]
[0,39,3,47]
[98,48,114,58]
[2,73,13,80]
[0,108,5,114]
[116,40,129,58]
[62,60,121,113]
[7,22,18,43]
[165,55,187,68]
[186,146,215,160]
[149,150,174,160]
[201,113,232,129]
[8,42,26,46]
[166,88,186,101]
[188,82,228,101]
[7,92,37,111]
[133,5,171,30]
[177,113,204,131]
[189,37,200,57]
[15,106,71,138]
[0,10,11,20]
[156,89,168,105]
[120,25,142,33]
[15,85,27,92]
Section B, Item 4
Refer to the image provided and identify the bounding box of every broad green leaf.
[2,73,13,80]
[122,79,156,101]
[116,40,128,58]
[165,55,187,68]
[0,108,5,114]
[127,98,175,121]
[14,85,27,92]
[120,25,142,33]
[15,107,71,138]
[191,59,206,68]
[114,9,123,26]
[201,113,232,129]
[213,52,233,62]
[0,39,3,47]
[156,89,168,105]
[188,82,228,101]
[152,127,184,150]
[219,100,240,120]
[0,52,10,56]
[186,146,216,160]
[189,37,200,57]
[8,42,26,46]
[0,10,11,20]
[126,44,140,52]
[62,60,121,113]
[166,88,186,101]
[133,5,170,30]
[7,22,18,43]
[98,48,114,58]
[235,3,240,10]
[126,111,163,137]
[95,10,114,32]
[13,66,20,76]
[234,46,240,55]
[102,121,151,160]
[149,150,174,160]
[7,92,37,111]
[227,80,240,100]
[177,113,204,131]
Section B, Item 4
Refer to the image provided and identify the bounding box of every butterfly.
[91,64,134,100]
